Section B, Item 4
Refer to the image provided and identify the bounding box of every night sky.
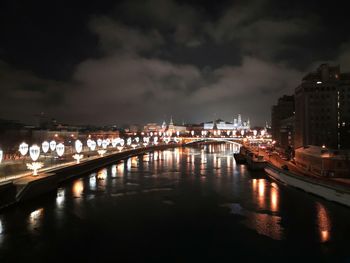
[0,0,349,126]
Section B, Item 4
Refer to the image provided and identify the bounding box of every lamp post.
[73,140,83,164]
[19,142,29,157]
[27,145,43,176]
[49,140,56,152]
[42,141,50,154]
[56,143,65,157]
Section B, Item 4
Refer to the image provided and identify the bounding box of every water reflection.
[252,179,267,209]
[270,183,279,212]
[73,179,84,197]
[28,208,44,232]
[56,188,65,208]
[246,212,283,240]
[316,202,332,243]
[97,168,107,180]
[111,165,117,177]
[89,174,97,190]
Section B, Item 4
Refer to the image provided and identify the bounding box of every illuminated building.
[295,64,350,149]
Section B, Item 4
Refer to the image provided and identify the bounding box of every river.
[0,143,350,262]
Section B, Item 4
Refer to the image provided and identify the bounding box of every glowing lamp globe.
[50,140,56,151]
[112,138,118,147]
[56,143,65,157]
[97,139,102,147]
[19,142,29,156]
[75,140,83,153]
[87,139,92,148]
[191,131,194,136]
[90,140,96,151]
[42,141,50,153]
[0,149,3,164]
[102,140,108,149]
[29,145,41,162]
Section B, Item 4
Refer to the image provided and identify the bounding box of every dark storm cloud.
[0,0,349,125]
[0,61,68,122]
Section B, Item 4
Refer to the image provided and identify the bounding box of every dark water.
[1,144,350,262]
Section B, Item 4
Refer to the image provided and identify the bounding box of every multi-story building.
[294,64,350,149]
[271,95,295,148]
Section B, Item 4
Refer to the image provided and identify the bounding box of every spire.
[170,116,174,125]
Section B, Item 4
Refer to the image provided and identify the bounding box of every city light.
[98,149,106,157]
[29,145,40,161]
[0,149,3,164]
[102,140,108,149]
[87,139,92,148]
[19,142,29,156]
[56,143,65,157]
[112,138,118,147]
[27,145,42,176]
[42,141,50,153]
[50,140,56,151]
[89,140,96,151]
[75,140,83,153]
[73,140,83,163]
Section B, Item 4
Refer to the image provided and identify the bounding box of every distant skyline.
[1,0,349,125]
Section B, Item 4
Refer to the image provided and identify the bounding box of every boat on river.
[264,164,350,207]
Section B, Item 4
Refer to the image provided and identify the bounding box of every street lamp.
[42,141,50,153]
[89,140,96,151]
[27,145,43,176]
[49,140,56,152]
[73,140,83,164]
[56,143,65,157]
[102,140,108,149]
[154,136,158,145]
[19,142,29,156]
[112,138,118,148]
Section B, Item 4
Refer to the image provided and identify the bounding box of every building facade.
[294,64,350,149]
[295,146,350,177]
[271,95,295,148]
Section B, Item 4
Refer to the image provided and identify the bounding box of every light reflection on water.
[0,143,346,261]
[56,188,65,208]
[316,202,332,243]
[28,208,44,232]
[72,179,84,198]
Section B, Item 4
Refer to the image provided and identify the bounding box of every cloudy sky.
[0,0,349,126]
